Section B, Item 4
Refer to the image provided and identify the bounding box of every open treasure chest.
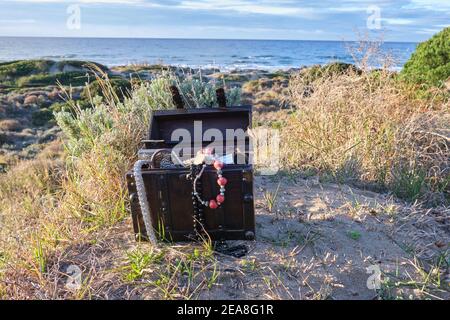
[126,88,255,243]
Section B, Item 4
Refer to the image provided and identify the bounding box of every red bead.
[217,177,227,186]
[213,161,224,170]
[216,194,225,203]
[209,200,218,209]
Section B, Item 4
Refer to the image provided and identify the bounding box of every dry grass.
[0,67,154,298]
[282,65,449,203]
[0,141,72,298]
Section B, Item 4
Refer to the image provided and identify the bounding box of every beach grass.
[282,66,449,204]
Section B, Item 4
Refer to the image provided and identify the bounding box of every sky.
[0,0,448,41]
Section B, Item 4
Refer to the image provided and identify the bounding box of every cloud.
[406,0,450,11]
[382,18,414,25]
[5,0,319,17]
[176,0,318,18]
[0,19,36,24]
[5,0,146,3]
[9,0,449,16]
[2,0,449,41]
[326,6,366,13]
[416,27,443,34]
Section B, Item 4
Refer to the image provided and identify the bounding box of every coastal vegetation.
[0,60,108,88]
[0,29,449,299]
[401,27,450,87]
[283,61,449,204]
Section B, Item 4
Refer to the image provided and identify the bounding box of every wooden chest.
[126,105,255,242]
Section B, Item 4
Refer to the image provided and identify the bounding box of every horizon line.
[0,35,419,44]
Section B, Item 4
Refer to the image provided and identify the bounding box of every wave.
[40,54,78,59]
[0,38,416,70]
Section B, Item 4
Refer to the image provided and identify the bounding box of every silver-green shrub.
[55,73,242,157]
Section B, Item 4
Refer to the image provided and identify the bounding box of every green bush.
[0,60,110,87]
[31,109,54,126]
[49,102,71,113]
[401,27,450,87]
[391,167,426,202]
[17,71,90,87]
[0,133,7,145]
[0,60,53,81]
[55,73,243,157]
[178,78,241,108]
[81,78,132,102]
[300,62,360,84]
[55,60,108,73]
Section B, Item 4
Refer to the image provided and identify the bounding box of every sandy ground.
[19,175,447,300]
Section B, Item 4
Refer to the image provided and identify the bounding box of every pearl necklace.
[133,159,157,244]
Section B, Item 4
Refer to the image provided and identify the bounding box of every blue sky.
[0,0,448,41]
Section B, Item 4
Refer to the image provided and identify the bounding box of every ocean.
[0,37,417,70]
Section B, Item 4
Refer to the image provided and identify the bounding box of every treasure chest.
[126,89,255,243]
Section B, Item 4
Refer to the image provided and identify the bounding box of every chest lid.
[148,106,252,146]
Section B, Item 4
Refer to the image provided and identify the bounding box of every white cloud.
[416,27,442,34]
[4,0,318,16]
[5,0,147,3]
[382,18,414,25]
[406,0,450,11]
[178,0,318,18]
[327,6,366,13]
[3,0,448,40]
[0,19,36,24]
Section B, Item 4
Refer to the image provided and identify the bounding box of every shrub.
[31,109,54,127]
[283,67,449,204]
[0,60,53,81]
[0,60,111,88]
[401,27,450,87]
[0,132,7,145]
[81,78,131,102]
[0,119,22,131]
[53,73,174,228]
[54,70,243,227]
[17,71,90,87]
[49,101,71,113]
[55,60,108,73]
[177,77,241,108]
[299,62,360,85]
